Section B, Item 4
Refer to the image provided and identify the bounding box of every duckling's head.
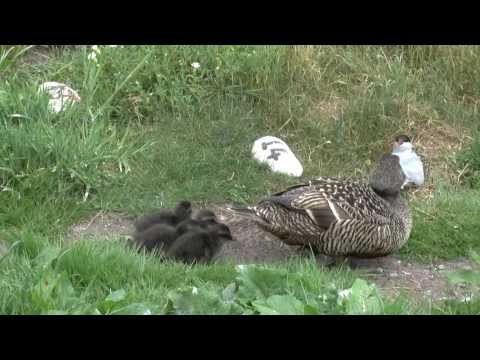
[369,154,406,195]
[175,201,193,219]
[209,223,234,242]
[193,209,217,223]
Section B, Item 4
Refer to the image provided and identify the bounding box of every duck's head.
[369,154,406,195]
[392,134,412,152]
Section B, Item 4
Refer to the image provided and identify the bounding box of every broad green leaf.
[221,283,238,303]
[252,294,305,315]
[338,278,383,315]
[31,270,78,312]
[236,265,289,300]
[33,247,62,269]
[55,272,76,300]
[304,304,321,315]
[32,270,61,300]
[105,289,127,303]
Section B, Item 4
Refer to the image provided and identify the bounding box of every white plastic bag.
[39,82,81,113]
[392,142,424,187]
[252,136,303,177]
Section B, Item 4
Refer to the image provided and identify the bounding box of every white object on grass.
[252,136,303,177]
[39,82,81,113]
[392,141,424,187]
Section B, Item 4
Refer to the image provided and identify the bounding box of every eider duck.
[229,155,412,263]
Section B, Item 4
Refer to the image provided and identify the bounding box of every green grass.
[401,186,480,261]
[1,45,480,314]
[0,234,424,315]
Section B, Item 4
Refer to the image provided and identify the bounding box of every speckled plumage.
[231,155,412,258]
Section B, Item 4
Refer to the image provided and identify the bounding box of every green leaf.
[32,270,61,299]
[446,270,480,285]
[109,303,154,315]
[252,294,305,315]
[168,286,243,315]
[100,289,129,313]
[338,278,383,315]
[31,270,78,312]
[236,265,289,300]
[105,289,127,303]
[33,247,62,270]
[56,272,76,300]
[304,304,321,315]
[221,282,238,303]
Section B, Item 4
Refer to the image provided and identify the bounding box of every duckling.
[193,209,217,222]
[165,223,234,264]
[175,208,218,236]
[228,154,412,262]
[134,201,192,233]
[131,223,177,254]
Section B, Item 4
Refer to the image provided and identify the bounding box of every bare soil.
[68,205,477,304]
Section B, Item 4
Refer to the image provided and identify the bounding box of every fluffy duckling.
[165,223,234,264]
[134,201,192,233]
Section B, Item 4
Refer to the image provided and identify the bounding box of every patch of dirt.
[22,46,53,66]
[68,205,477,304]
[413,122,470,182]
[68,211,134,242]
[352,256,476,303]
[21,46,83,67]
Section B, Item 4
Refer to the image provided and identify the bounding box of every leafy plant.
[336,278,384,315]
[167,284,243,315]
[252,294,306,315]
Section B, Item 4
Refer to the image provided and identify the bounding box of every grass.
[401,186,480,262]
[1,45,480,314]
[0,234,421,315]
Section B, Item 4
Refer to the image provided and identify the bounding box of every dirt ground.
[67,205,477,304]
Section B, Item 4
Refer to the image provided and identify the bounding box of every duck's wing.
[267,177,389,229]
